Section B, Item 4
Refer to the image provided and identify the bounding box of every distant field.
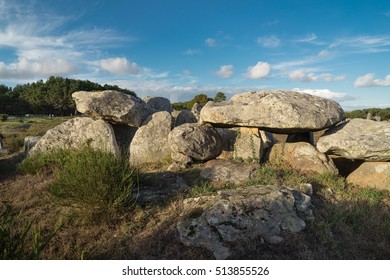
[0,116,72,154]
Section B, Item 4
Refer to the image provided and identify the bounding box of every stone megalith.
[200,90,345,133]
[130,111,173,165]
[29,117,119,155]
[72,90,155,127]
[168,123,222,168]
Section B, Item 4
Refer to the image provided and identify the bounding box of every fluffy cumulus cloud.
[215,65,234,78]
[354,73,390,87]
[256,35,280,48]
[99,57,142,75]
[246,61,271,79]
[0,57,76,79]
[205,38,217,47]
[289,68,346,82]
[292,88,356,102]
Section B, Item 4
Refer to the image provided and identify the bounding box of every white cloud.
[215,65,234,78]
[184,49,202,55]
[292,88,356,102]
[329,35,390,53]
[0,57,76,79]
[273,50,332,70]
[256,35,280,48]
[246,61,271,79]
[354,73,390,87]
[289,68,346,82]
[294,33,318,43]
[99,57,142,75]
[205,38,217,47]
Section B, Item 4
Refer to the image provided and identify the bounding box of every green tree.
[214,92,226,102]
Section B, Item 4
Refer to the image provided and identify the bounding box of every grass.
[0,116,71,153]
[20,146,140,224]
[0,204,59,259]
[2,119,390,259]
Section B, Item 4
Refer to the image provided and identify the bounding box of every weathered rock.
[346,162,390,191]
[268,142,338,175]
[143,96,173,113]
[23,136,41,152]
[216,128,274,162]
[72,90,155,127]
[168,123,222,166]
[200,90,345,133]
[177,185,314,259]
[173,109,198,127]
[130,111,173,165]
[200,159,260,185]
[317,119,390,161]
[30,117,119,155]
[191,103,202,121]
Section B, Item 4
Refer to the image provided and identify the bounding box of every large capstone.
[199,90,345,133]
[72,90,155,127]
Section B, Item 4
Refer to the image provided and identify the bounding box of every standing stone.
[200,90,345,133]
[346,162,390,191]
[130,111,173,165]
[268,142,338,175]
[317,119,390,161]
[173,109,198,127]
[216,128,274,162]
[168,123,222,166]
[29,117,119,156]
[23,136,42,152]
[233,127,262,162]
[72,90,155,127]
[191,103,202,121]
[143,96,173,113]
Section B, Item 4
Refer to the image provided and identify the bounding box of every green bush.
[0,114,8,122]
[21,146,139,223]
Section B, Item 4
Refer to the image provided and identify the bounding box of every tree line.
[172,92,226,110]
[0,76,136,116]
[345,108,390,121]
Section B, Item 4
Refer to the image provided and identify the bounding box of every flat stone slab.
[199,90,345,133]
[178,185,314,259]
[317,119,390,161]
[72,90,155,127]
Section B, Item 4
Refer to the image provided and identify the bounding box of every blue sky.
[0,0,389,110]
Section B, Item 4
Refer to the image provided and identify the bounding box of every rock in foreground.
[200,90,344,133]
[317,119,390,161]
[178,185,314,259]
